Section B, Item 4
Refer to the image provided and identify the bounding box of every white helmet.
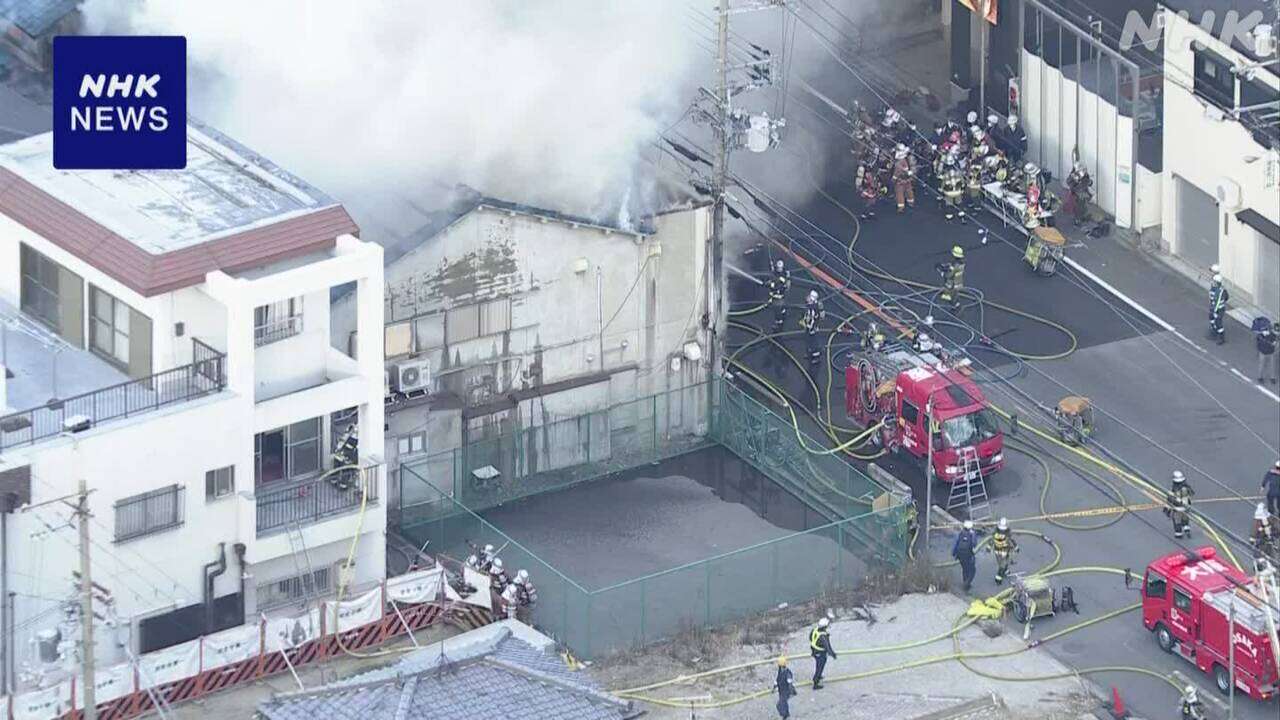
[917,332,930,344]
[483,544,495,555]
[1172,470,1185,484]
[963,520,974,530]
[817,617,830,628]
[966,110,978,124]
[1007,115,1018,127]
[895,144,909,159]
[1184,686,1197,701]
[1258,503,1269,521]
[1213,273,1223,284]
[516,569,529,582]
[987,113,999,126]
[807,290,819,304]
[774,259,785,272]
[491,558,504,570]
[1210,263,1221,274]
[998,517,1008,531]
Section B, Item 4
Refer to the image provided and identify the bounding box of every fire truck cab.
[1141,548,1280,700]
[845,348,1004,483]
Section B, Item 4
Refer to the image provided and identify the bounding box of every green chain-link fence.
[396,379,910,659]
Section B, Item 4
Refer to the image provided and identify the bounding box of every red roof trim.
[0,168,359,297]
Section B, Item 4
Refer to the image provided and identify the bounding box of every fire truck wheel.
[1154,623,1175,653]
[1213,664,1231,695]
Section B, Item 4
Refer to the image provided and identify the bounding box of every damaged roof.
[0,119,359,296]
[0,0,77,36]
[256,624,639,720]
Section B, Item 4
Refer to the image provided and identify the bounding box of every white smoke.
[81,0,708,226]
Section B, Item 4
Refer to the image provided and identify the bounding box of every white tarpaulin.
[203,622,261,669]
[266,606,322,651]
[12,683,67,720]
[73,662,133,706]
[331,588,382,632]
[462,566,492,610]
[138,638,200,688]
[387,568,444,605]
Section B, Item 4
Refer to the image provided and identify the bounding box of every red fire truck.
[844,347,1004,483]
[1140,547,1280,700]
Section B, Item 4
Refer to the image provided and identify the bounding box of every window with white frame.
[254,297,304,346]
[205,465,235,500]
[396,432,427,457]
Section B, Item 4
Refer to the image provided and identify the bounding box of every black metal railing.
[255,464,381,535]
[0,341,227,451]
[114,484,185,543]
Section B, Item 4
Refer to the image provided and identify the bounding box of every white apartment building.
[331,193,712,505]
[0,121,385,685]
[1160,5,1280,317]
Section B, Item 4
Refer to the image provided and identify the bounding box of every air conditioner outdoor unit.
[393,359,431,393]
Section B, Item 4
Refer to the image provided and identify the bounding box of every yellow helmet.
[952,245,964,259]
[777,655,788,667]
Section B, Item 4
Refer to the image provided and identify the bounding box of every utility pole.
[77,479,97,720]
[21,481,97,720]
[708,0,731,378]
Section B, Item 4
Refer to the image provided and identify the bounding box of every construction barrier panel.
[2,567,473,720]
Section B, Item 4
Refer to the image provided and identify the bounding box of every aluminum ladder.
[945,446,991,522]
[285,522,322,608]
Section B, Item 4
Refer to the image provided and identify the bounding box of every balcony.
[255,463,381,536]
[0,336,226,452]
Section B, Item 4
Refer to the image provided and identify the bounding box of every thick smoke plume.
[82,0,706,227]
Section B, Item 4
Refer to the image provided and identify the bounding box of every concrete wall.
[1161,11,1280,307]
[360,203,711,459]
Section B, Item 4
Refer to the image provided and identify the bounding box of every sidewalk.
[1052,215,1280,404]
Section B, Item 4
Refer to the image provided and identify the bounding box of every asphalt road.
[720,55,1280,719]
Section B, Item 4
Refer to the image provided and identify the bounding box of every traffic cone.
[1107,686,1128,719]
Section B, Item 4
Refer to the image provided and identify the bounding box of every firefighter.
[1002,115,1027,163]
[1065,162,1094,226]
[809,617,837,689]
[861,321,885,353]
[500,581,521,620]
[775,656,796,719]
[1165,470,1195,539]
[1179,685,1205,720]
[514,569,538,609]
[990,517,1018,585]
[965,110,979,135]
[952,520,978,592]
[855,159,881,221]
[1209,273,1229,345]
[767,260,791,330]
[489,557,510,590]
[1263,459,1280,517]
[937,245,966,309]
[965,152,984,210]
[985,113,1000,138]
[892,144,916,213]
[1023,163,1044,230]
[802,290,825,365]
[940,153,966,222]
[1252,503,1278,559]
[467,543,497,573]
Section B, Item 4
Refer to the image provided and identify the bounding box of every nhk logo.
[53,36,187,169]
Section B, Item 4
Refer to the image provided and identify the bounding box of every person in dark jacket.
[1263,460,1280,517]
[1209,273,1229,345]
[952,520,978,592]
[1257,319,1277,385]
[775,655,797,718]
[809,617,837,689]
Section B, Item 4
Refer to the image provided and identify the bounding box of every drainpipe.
[202,543,227,634]
[232,543,247,621]
[1,494,10,696]
[596,267,605,371]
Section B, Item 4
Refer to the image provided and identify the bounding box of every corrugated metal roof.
[0,0,77,37]
[258,630,638,720]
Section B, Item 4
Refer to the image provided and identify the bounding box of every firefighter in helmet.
[1165,470,1195,539]
[937,245,966,309]
[1179,685,1205,720]
[892,143,916,213]
[861,321,885,354]
[767,260,791,330]
[1209,271,1229,345]
[989,517,1018,584]
[940,151,966,222]
[802,290,825,365]
[1252,502,1278,560]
